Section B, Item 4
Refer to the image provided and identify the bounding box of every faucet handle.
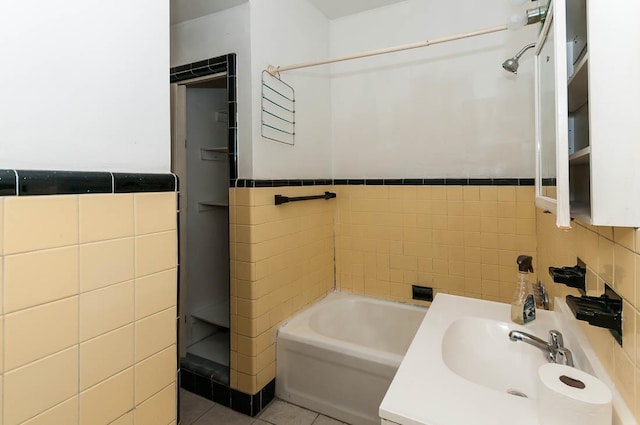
[555,347,575,367]
[548,330,564,349]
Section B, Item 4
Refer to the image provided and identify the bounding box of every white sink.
[379,294,635,425]
[442,317,547,399]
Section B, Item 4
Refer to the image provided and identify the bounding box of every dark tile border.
[113,173,176,193]
[17,170,112,196]
[0,170,176,196]
[230,389,261,416]
[0,170,17,196]
[179,369,196,393]
[212,381,231,406]
[468,178,494,185]
[260,379,276,408]
[171,53,238,184]
[423,179,446,185]
[170,56,228,83]
[194,374,214,400]
[230,381,276,416]
[179,369,275,418]
[230,178,535,188]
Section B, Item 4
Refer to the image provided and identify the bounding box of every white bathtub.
[276,292,427,425]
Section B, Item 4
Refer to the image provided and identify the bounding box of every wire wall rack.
[261,70,295,145]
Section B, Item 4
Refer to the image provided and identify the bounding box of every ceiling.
[307,0,408,20]
[170,0,409,24]
[170,0,247,25]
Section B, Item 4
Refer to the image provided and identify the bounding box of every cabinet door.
[534,0,570,229]
[586,0,640,227]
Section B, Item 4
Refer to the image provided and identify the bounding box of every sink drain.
[506,389,528,398]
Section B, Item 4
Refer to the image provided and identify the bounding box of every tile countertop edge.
[378,294,637,425]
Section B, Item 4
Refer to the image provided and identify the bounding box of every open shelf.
[570,201,592,224]
[191,298,230,328]
[568,53,588,112]
[569,146,590,165]
[200,148,227,161]
[198,200,228,207]
[214,111,228,123]
[187,332,230,367]
[568,52,588,84]
[197,200,228,212]
[201,147,229,153]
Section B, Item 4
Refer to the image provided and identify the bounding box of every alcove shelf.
[197,200,228,211]
[191,298,230,329]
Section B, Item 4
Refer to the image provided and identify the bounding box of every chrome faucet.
[508,329,574,367]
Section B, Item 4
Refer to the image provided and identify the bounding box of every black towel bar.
[274,191,336,205]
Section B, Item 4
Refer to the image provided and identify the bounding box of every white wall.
[330,0,539,178]
[0,0,170,173]
[171,0,540,180]
[171,3,253,178]
[249,0,333,180]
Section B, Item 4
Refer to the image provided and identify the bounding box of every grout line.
[4,274,139,316]
[137,380,175,410]
[79,365,133,395]
[179,388,217,425]
[133,307,176,364]
[12,169,18,196]
[189,403,216,425]
[16,395,78,425]
[133,192,138,414]
[3,238,81,256]
[76,194,81,423]
[1,196,4,425]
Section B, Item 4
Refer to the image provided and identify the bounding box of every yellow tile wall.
[335,185,537,304]
[229,184,537,395]
[537,210,640,420]
[232,183,640,423]
[0,192,178,425]
[4,185,636,422]
[229,187,335,394]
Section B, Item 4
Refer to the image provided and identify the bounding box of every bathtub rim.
[277,291,428,368]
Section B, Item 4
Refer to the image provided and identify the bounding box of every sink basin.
[379,294,603,425]
[441,317,548,398]
[381,293,635,425]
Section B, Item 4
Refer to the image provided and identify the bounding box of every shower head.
[502,57,520,73]
[502,43,536,74]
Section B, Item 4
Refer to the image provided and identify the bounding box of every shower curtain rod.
[266,24,508,76]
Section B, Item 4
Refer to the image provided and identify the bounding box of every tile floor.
[180,389,350,425]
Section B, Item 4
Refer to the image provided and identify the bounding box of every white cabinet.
[534,0,640,228]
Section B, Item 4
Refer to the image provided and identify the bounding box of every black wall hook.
[549,258,586,293]
[566,284,623,346]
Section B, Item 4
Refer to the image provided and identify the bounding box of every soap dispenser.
[511,255,535,325]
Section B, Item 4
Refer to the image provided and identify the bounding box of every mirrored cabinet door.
[534,0,570,229]
[537,18,557,200]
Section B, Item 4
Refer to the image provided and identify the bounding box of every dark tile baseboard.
[180,369,275,417]
[0,169,177,196]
